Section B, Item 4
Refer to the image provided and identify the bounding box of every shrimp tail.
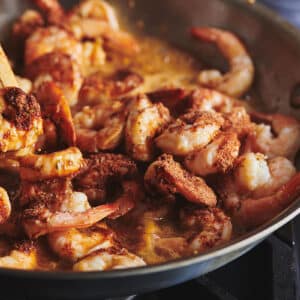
[24,202,118,239]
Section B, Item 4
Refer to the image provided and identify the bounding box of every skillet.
[0,0,300,299]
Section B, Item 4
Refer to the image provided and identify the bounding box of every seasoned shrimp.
[78,70,143,107]
[48,223,114,262]
[246,112,300,160]
[25,26,82,65]
[19,147,84,181]
[31,0,65,24]
[155,110,224,155]
[0,241,37,270]
[180,207,232,254]
[21,179,119,238]
[125,95,171,161]
[0,187,11,225]
[73,247,146,271]
[26,52,82,107]
[35,82,76,146]
[12,10,44,46]
[74,153,137,203]
[144,154,217,206]
[185,131,240,176]
[191,27,254,97]
[235,172,300,229]
[71,0,119,30]
[219,152,300,228]
[74,101,126,152]
[187,88,241,113]
[222,106,254,138]
[0,87,43,152]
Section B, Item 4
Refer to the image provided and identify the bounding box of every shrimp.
[76,114,125,153]
[180,207,232,254]
[0,87,43,152]
[74,153,137,203]
[74,101,126,153]
[26,52,82,107]
[33,0,139,55]
[19,147,84,181]
[21,179,119,238]
[0,241,37,270]
[246,112,300,161]
[31,0,65,24]
[147,88,188,116]
[73,247,146,271]
[125,95,171,161]
[191,27,254,97]
[235,172,300,229]
[35,82,76,146]
[185,131,240,176]
[71,0,119,30]
[25,26,82,65]
[219,152,300,228]
[78,70,143,107]
[48,223,114,262]
[155,110,224,155]
[208,106,254,141]
[144,154,217,207]
[187,88,241,113]
[0,187,11,225]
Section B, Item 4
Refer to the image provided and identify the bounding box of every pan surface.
[0,0,300,299]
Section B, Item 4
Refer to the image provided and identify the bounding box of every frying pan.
[1,0,300,299]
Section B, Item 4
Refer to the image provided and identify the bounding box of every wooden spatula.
[0,45,19,88]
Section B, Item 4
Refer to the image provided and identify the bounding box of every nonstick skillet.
[0,0,300,299]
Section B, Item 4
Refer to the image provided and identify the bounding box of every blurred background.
[260,0,300,28]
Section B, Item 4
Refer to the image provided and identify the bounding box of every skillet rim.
[1,0,300,279]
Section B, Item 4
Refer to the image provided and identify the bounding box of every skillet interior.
[0,0,300,299]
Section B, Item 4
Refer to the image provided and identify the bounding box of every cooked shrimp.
[74,153,137,203]
[187,88,241,113]
[0,87,43,152]
[35,82,76,146]
[19,147,84,181]
[185,131,240,176]
[222,106,254,138]
[74,101,126,152]
[234,172,300,229]
[155,110,224,155]
[191,27,254,97]
[48,223,114,262]
[21,180,119,238]
[31,0,65,24]
[0,187,11,225]
[76,114,125,152]
[220,153,296,211]
[246,112,300,160]
[219,152,299,227]
[125,95,171,161]
[26,52,82,107]
[144,154,217,206]
[180,207,232,254]
[25,26,82,65]
[0,241,37,270]
[12,10,44,44]
[147,88,188,116]
[78,70,143,107]
[73,247,145,271]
